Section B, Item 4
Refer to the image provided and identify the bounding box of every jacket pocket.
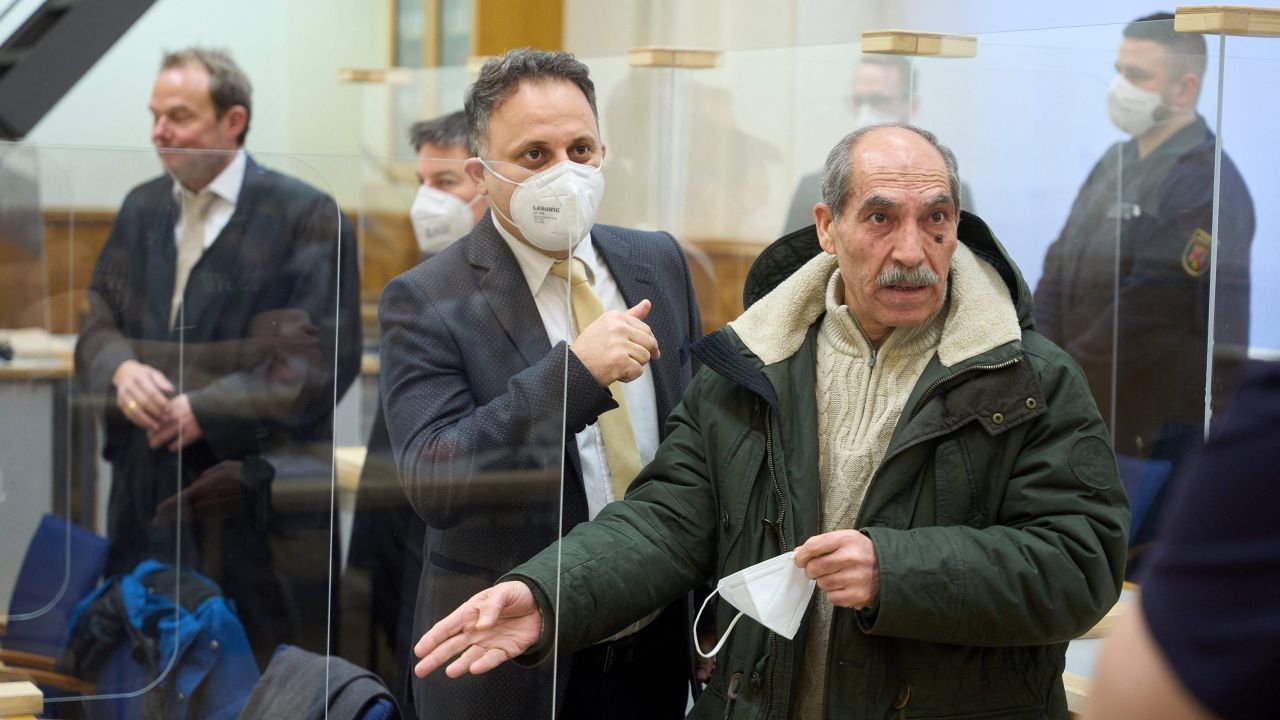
[428,551,498,584]
[933,439,981,528]
[689,677,729,719]
[715,428,765,560]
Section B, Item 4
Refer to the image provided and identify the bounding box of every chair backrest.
[5,514,108,658]
[1116,454,1175,545]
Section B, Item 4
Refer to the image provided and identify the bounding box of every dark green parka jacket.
[512,214,1129,719]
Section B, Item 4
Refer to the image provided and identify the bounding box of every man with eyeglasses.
[783,54,974,234]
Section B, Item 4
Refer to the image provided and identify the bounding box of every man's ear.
[815,203,838,255]
[1173,72,1200,109]
[221,105,248,142]
[464,157,488,195]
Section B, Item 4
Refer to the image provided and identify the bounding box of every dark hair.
[1123,12,1207,83]
[408,110,473,155]
[161,47,252,145]
[821,123,961,220]
[464,48,598,157]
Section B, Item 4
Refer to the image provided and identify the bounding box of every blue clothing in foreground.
[1141,361,1280,720]
[63,560,259,720]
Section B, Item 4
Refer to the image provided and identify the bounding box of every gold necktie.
[171,191,216,330]
[550,257,642,500]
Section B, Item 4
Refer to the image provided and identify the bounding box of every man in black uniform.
[1033,13,1254,554]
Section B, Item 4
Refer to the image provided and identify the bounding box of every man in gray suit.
[378,49,702,719]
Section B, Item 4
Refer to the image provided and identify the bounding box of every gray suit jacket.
[378,213,701,719]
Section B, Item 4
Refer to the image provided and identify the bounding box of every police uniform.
[1034,115,1254,468]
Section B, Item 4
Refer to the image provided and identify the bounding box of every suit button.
[991,412,1005,425]
[750,671,762,693]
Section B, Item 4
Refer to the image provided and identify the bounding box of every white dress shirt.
[171,148,247,250]
[494,218,660,519]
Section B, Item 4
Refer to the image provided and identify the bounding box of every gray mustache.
[876,265,939,288]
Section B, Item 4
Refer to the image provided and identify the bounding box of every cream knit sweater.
[793,270,946,720]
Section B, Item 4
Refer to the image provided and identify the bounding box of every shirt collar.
[172,148,247,205]
[491,213,599,296]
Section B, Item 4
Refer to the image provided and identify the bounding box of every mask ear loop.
[479,159,524,233]
[693,587,744,659]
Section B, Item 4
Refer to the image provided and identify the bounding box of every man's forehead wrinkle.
[861,195,900,208]
[856,170,951,193]
[861,170,949,183]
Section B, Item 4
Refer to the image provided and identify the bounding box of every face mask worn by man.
[1106,74,1173,137]
[483,159,605,254]
[410,185,480,255]
[694,551,817,659]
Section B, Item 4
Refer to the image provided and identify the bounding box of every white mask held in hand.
[484,159,605,254]
[1106,74,1165,137]
[410,185,479,255]
[694,551,816,658]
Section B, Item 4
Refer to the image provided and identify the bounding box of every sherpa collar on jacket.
[728,243,1021,369]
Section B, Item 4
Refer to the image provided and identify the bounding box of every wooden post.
[1175,5,1280,36]
[861,30,978,58]
[0,682,42,718]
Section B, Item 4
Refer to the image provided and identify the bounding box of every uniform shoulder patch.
[1069,435,1116,491]
[1181,228,1212,277]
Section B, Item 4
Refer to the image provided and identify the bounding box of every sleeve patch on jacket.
[1070,435,1116,490]
[1181,228,1212,277]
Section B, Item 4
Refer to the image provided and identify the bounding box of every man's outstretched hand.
[414,580,543,679]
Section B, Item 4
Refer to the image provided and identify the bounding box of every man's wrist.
[112,358,138,385]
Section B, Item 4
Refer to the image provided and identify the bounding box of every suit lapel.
[593,226,681,421]
[177,157,263,335]
[467,214,552,367]
[142,188,180,339]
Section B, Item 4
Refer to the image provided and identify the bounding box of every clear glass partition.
[907,19,1253,572]
[0,145,371,716]
[1215,29,1276,400]
[3,13,1275,717]
[645,19,1247,575]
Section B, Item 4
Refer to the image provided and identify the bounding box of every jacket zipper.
[763,405,786,720]
[764,406,789,553]
[908,357,1021,421]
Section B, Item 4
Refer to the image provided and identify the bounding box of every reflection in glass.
[343,110,485,704]
[65,145,361,710]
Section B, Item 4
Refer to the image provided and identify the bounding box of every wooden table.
[1064,585,1138,717]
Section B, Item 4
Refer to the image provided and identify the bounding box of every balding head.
[814,124,960,345]
[821,123,960,222]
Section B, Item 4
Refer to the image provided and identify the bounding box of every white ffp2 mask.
[1106,74,1164,137]
[410,185,479,255]
[694,551,816,658]
[484,160,605,254]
